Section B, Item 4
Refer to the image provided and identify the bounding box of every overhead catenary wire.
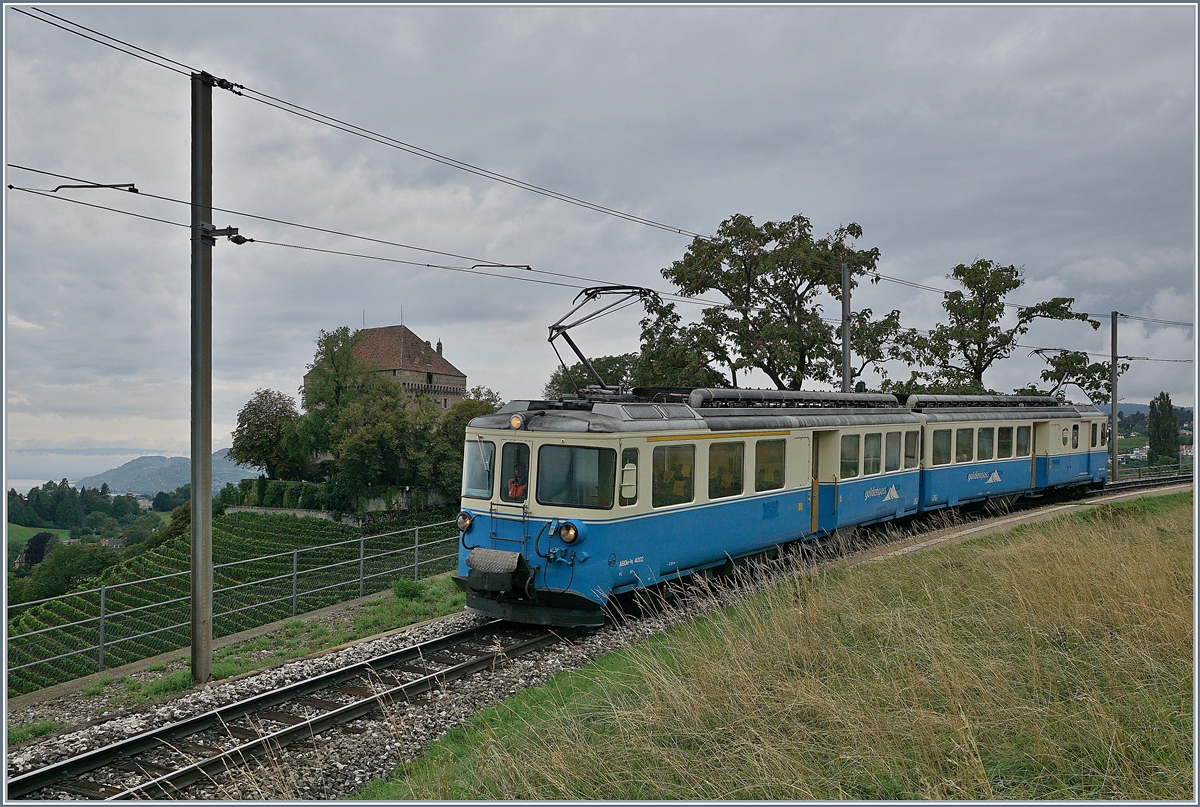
[16,7,1194,334]
[13,185,1191,367]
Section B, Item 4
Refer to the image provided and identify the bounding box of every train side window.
[1061,428,1069,447]
[977,427,994,461]
[863,433,882,475]
[1100,424,1108,446]
[619,448,638,506]
[1016,426,1031,456]
[955,428,974,463]
[500,442,530,503]
[904,430,919,468]
[1091,423,1098,448]
[1072,424,1079,449]
[709,442,744,499]
[997,427,1013,458]
[840,434,860,479]
[652,444,694,507]
[885,432,901,472]
[755,439,785,492]
[931,429,952,465]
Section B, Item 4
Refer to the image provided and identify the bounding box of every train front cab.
[811,421,922,532]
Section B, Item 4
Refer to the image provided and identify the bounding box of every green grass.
[358,492,1193,800]
[7,718,62,746]
[1117,435,1147,452]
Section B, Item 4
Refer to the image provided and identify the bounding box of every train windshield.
[536,445,617,509]
[462,439,496,499]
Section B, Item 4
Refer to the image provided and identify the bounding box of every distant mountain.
[76,449,260,496]
[1094,403,1192,417]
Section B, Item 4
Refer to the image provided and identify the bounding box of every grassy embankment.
[359,492,1193,800]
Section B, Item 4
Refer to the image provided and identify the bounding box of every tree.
[464,385,504,411]
[633,298,731,389]
[896,259,1098,393]
[1014,349,1129,403]
[229,388,302,479]
[543,353,640,399]
[327,385,439,494]
[663,213,886,390]
[1148,391,1180,465]
[25,532,58,566]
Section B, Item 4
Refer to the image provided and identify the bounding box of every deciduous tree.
[1148,391,1180,465]
[229,389,302,479]
[895,259,1098,393]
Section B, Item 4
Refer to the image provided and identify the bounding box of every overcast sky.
[4,4,1196,479]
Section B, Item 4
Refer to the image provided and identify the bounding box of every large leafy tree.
[895,259,1098,393]
[543,353,640,399]
[1013,349,1129,404]
[328,384,440,493]
[1148,391,1180,465]
[633,298,731,389]
[229,389,302,479]
[662,213,887,390]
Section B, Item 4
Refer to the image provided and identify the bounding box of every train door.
[793,434,812,535]
[1032,422,1051,489]
[617,440,641,509]
[811,430,840,535]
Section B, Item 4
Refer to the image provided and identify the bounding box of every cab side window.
[1072,424,1079,449]
[652,445,694,507]
[1091,423,1098,448]
[619,447,638,506]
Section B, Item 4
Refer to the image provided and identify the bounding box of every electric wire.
[17,7,1193,333]
[10,184,1192,365]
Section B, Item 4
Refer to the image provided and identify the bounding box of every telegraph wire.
[14,6,708,240]
[18,7,1194,333]
[12,7,191,76]
[9,184,1192,366]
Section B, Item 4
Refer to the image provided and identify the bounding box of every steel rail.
[7,619,563,799]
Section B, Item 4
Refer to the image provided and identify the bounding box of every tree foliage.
[25,532,58,566]
[1013,349,1129,404]
[894,259,1098,393]
[229,389,302,479]
[1148,391,1181,465]
[464,385,504,411]
[543,353,640,399]
[662,213,887,390]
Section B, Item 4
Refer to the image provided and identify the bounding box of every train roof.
[469,389,1103,434]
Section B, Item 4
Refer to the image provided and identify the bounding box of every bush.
[282,482,302,509]
[393,578,423,600]
[262,480,285,508]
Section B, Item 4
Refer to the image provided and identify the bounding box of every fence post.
[359,537,365,598]
[98,585,107,672]
[291,550,299,617]
[414,527,420,581]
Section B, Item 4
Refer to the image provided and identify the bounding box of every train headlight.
[559,522,579,544]
[456,511,475,533]
[509,413,526,430]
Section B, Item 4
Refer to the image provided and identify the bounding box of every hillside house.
[305,325,468,410]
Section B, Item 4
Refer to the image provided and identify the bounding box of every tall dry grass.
[383,494,1193,800]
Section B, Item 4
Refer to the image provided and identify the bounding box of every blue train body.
[453,390,1110,627]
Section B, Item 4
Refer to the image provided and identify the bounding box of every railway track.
[9,475,1190,800]
[7,620,573,800]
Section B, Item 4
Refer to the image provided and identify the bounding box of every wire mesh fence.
[7,520,458,696]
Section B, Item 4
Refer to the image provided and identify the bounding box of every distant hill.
[76,449,259,495]
[1094,403,1192,417]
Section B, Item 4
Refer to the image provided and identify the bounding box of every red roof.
[353,325,465,379]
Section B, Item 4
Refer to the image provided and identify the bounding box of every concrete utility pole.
[190,73,214,685]
[1109,310,1119,483]
[841,262,851,393]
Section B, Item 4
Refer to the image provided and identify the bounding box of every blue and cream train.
[453,389,1110,627]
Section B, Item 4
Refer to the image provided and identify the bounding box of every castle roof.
[354,325,465,379]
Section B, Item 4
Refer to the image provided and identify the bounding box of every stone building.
[351,325,467,409]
